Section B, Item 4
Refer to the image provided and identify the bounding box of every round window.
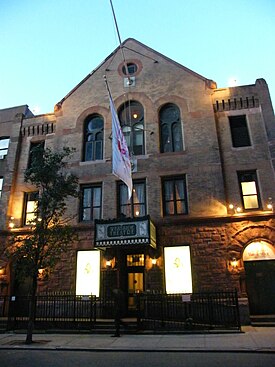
[122,62,138,76]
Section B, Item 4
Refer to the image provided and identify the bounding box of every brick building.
[1,39,275,322]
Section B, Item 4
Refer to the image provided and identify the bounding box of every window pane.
[85,142,93,161]
[0,138,10,157]
[238,170,261,210]
[82,208,91,221]
[118,181,146,218]
[0,138,10,149]
[172,123,183,151]
[166,202,174,215]
[164,181,173,200]
[229,116,251,147]
[93,207,101,220]
[84,115,103,161]
[95,141,102,160]
[241,181,257,195]
[163,177,187,216]
[93,187,101,206]
[81,185,102,221]
[83,188,92,207]
[160,104,183,153]
[243,195,259,209]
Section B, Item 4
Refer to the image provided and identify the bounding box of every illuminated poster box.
[164,246,193,294]
[76,250,100,296]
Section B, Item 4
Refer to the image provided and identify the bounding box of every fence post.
[234,289,241,331]
[136,293,141,330]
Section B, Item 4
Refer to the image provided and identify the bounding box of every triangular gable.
[55,38,216,110]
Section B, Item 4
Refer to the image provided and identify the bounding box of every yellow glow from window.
[76,250,100,296]
[241,181,257,195]
[243,196,258,209]
[243,241,275,261]
[164,246,193,294]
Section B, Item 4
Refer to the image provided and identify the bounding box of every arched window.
[159,104,183,153]
[118,101,144,156]
[84,114,104,161]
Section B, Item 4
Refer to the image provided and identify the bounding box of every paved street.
[0,350,274,367]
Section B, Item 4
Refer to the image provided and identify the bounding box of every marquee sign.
[94,215,156,248]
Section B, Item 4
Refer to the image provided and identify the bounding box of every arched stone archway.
[227,224,275,315]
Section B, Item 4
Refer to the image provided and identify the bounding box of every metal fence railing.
[136,290,241,331]
[0,290,241,332]
[6,294,97,331]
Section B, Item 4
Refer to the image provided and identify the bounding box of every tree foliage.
[5,145,79,343]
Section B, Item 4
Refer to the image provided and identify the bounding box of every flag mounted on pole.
[107,83,132,199]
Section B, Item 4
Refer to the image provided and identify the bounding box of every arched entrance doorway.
[243,241,275,315]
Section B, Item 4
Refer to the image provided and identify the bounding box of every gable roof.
[55,38,216,110]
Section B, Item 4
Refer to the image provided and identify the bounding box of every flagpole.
[109,0,131,84]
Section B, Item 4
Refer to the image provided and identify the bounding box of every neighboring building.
[1,39,275,322]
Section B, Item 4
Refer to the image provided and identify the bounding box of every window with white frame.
[0,137,10,159]
[80,184,102,221]
[238,170,261,210]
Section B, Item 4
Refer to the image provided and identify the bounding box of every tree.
[5,146,79,344]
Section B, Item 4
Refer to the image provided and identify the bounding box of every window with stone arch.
[159,103,183,153]
[118,100,145,156]
[83,114,104,161]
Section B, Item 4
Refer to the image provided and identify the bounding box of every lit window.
[83,115,104,161]
[23,192,39,225]
[80,185,102,221]
[238,171,261,210]
[159,104,183,153]
[162,176,188,216]
[127,254,144,266]
[0,137,10,159]
[229,115,251,147]
[118,101,144,156]
[118,180,146,218]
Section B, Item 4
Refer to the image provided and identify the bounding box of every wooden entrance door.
[244,260,275,314]
[127,271,144,313]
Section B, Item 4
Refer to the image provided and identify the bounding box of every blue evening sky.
[1,0,274,114]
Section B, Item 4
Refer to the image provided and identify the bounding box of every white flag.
[110,95,132,199]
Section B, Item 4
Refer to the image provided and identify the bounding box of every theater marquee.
[94,215,156,248]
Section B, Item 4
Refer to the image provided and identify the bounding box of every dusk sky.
[1,0,274,114]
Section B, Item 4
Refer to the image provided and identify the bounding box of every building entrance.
[127,272,143,310]
[243,241,275,315]
[244,260,275,314]
[125,253,144,315]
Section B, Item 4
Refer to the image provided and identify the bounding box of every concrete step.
[250,314,275,327]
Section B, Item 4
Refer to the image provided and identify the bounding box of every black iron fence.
[3,294,97,331]
[0,291,241,332]
[136,290,241,331]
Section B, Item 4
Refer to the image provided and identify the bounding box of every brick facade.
[1,39,275,322]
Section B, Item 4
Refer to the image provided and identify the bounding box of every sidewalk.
[0,327,275,353]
